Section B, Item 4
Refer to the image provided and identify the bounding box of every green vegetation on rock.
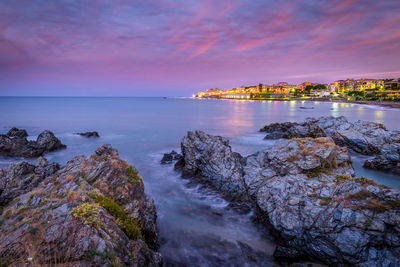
[125,165,142,184]
[94,194,142,240]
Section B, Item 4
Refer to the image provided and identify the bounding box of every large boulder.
[36,130,66,151]
[363,143,400,173]
[176,131,400,266]
[260,121,326,139]
[180,131,246,200]
[0,128,66,158]
[257,174,400,266]
[0,144,162,266]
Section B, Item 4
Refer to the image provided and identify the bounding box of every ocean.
[1,97,399,265]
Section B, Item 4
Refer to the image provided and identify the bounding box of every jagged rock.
[7,127,28,138]
[260,121,326,139]
[95,143,118,157]
[260,116,400,173]
[160,150,182,164]
[0,128,66,158]
[36,130,66,151]
[180,131,246,200]
[176,131,400,266]
[77,131,100,138]
[0,144,162,266]
[363,143,400,173]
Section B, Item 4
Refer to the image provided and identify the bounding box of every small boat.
[299,106,314,109]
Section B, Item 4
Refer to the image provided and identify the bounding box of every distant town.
[195,78,400,102]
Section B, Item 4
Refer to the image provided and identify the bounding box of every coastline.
[175,96,400,109]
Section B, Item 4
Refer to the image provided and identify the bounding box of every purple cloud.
[0,0,399,96]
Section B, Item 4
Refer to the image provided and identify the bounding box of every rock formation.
[260,116,400,173]
[0,144,162,266]
[175,130,400,266]
[160,150,182,164]
[0,127,66,158]
[77,131,100,138]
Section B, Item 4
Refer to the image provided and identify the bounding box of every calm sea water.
[1,97,400,266]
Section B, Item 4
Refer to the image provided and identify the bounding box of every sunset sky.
[1,0,400,96]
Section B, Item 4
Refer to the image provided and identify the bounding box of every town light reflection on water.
[374,110,384,122]
[331,102,339,117]
[289,100,296,118]
[330,102,387,125]
[218,100,255,136]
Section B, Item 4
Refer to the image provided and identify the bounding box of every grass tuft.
[349,190,371,200]
[94,195,142,240]
[125,165,142,184]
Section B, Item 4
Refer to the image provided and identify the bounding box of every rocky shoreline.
[0,144,162,266]
[1,117,399,266]
[260,116,400,173]
[168,129,400,266]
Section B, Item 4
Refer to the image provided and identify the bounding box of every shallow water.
[0,97,399,266]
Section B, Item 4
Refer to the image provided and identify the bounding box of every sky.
[0,0,400,96]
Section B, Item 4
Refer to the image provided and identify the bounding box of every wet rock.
[173,158,185,171]
[260,122,326,139]
[36,130,66,151]
[363,143,400,173]
[175,131,400,266]
[76,131,100,138]
[161,150,182,164]
[0,128,66,158]
[6,127,28,138]
[260,116,400,173]
[0,145,162,266]
[180,131,246,200]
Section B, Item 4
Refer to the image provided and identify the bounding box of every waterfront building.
[220,93,251,99]
[384,79,400,90]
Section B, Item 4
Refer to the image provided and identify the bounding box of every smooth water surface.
[1,97,400,266]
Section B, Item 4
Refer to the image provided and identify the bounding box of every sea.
[1,97,399,266]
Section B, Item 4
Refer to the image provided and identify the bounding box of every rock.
[363,143,400,173]
[0,145,162,266]
[76,131,100,138]
[36,156,48,168]
[260,121,326,139]
[160,150,182,164]
[175,131,400,266]
[331,130,379,155]
[0,159,59,206]
[180,131,246,200]
[6,127,28,138]
[36,130,66,151]
[0,128,66,158]
[95,144,118,157]
[260,116,400,173]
